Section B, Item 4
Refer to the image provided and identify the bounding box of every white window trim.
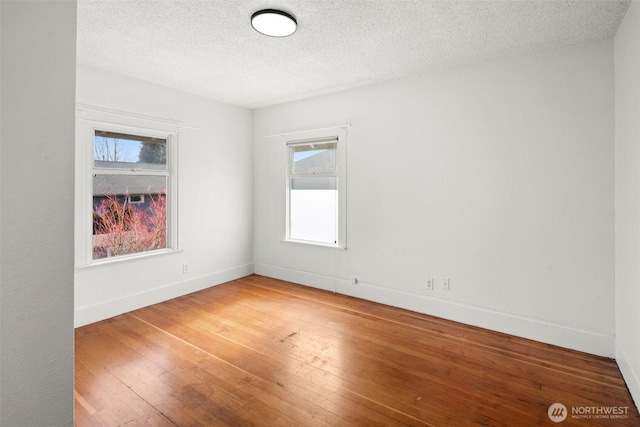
[283,126,347,249]
[75,106,180,268]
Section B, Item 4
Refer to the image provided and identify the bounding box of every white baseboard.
[74,263,254,327]
[616,341,640,412]
[254,263,615,357]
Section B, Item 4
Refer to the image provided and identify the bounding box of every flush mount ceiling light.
[251,9,297,37]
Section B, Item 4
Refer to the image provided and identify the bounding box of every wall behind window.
[75,64,253,327]
[253,40,615,357]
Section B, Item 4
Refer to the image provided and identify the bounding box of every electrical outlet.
[443,278,450,290]
[183,264,189,274]
[426,279,434,291]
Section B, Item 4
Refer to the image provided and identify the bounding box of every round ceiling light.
[251,9,297,37]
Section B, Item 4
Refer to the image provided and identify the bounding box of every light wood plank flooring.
[75,275,640,426]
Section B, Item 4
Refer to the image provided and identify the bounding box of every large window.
[92,130,170,259]
[285,127,347,247]
[75,110,179,266]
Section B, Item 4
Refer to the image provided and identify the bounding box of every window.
[127,194,145,205]
[75,106,180,267]
[285,127,347,247]
[92,130,171,260]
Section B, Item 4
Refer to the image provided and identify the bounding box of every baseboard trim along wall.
[74,263,254,327]
[254,263,615,358]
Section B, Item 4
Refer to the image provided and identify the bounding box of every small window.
[285,128,347,247]
[92,130,171,260]
[127,194,145,204]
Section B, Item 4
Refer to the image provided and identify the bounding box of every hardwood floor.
[75,275,640,426]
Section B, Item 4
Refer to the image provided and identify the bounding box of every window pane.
[290,177,338,244]
[92,174,167,259]
[291,176,337,190]
[292,142,336,174]
[93,174,167,197]
[94,131,166,170]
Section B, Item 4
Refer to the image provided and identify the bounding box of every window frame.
[75,110,179,268]
[284,127,347,248]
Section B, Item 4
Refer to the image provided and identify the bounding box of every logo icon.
[548,403,568,423]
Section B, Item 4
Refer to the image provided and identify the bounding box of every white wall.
[615,0,640,408]
[0,2,76,425]
[74,65,254,326]
[254,41,615,357]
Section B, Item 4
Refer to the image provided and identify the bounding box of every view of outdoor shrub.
[92,192,167,259]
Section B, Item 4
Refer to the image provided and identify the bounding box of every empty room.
[1,0,640,425]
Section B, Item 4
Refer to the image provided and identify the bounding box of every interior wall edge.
[74,263,254,327]
[254,263,615,358]
[616,341,640,410]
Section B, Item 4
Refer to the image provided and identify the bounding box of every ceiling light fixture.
[251,9,297,37]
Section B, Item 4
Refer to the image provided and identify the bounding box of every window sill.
[76,248,182,271]
[281,239,346,250]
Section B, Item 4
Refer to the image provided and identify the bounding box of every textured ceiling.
[77,0,631,109]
